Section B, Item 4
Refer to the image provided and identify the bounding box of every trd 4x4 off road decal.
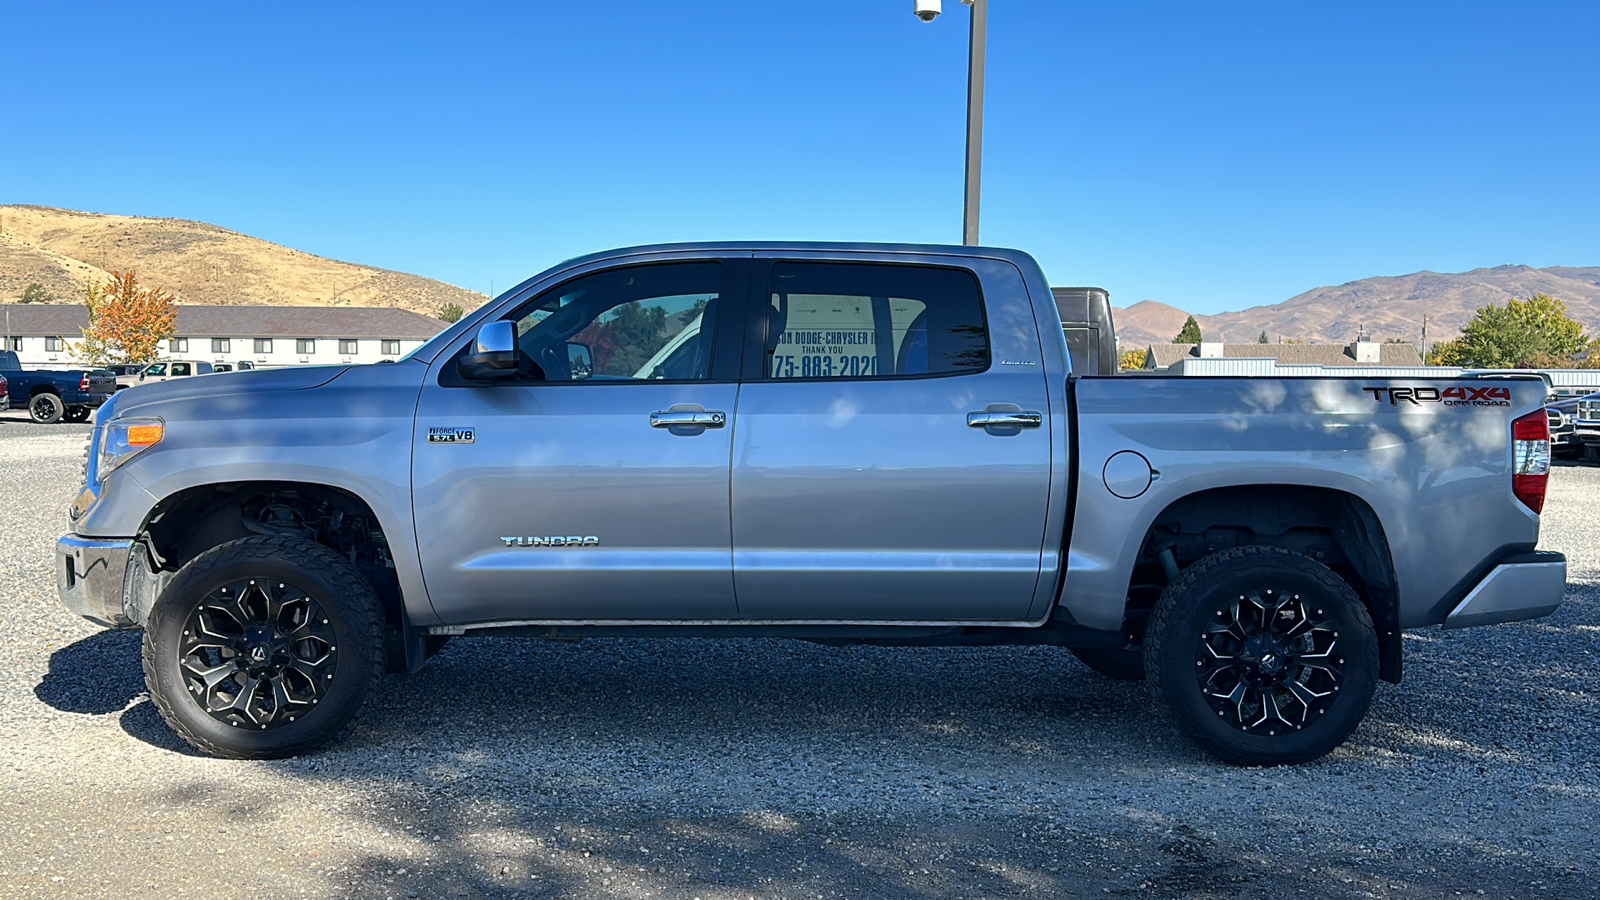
[1362,386,1512,407]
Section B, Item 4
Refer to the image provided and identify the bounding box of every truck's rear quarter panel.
[1064,376,1547,631]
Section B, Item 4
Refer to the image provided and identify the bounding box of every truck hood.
[110,365,350,416]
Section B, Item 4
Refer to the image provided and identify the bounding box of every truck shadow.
[31,619,1599,898]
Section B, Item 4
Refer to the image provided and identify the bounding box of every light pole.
[915,0,986,246]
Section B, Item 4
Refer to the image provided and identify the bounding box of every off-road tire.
[29,392,64,424]
[1145,546,1378,766]
[142,535,384,759]
[1069,646,1145,681]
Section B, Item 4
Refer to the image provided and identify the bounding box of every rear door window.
[760,263,989,380]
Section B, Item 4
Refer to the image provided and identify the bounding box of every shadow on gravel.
[34,627,144,714]
[30,626,1599,898]
[122,638,1592,898]
[119,697,197,754]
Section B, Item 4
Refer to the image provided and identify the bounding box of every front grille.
[1580,400,1600,422]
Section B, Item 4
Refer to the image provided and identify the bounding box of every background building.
[0,305,448,367]
[1139,339,1424,374]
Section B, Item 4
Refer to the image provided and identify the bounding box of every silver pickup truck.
[56,242,1566,765]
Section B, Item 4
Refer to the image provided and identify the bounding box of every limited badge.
[428,427,475,444]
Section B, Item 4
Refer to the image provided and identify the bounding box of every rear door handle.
[650,410,726,428]
[967,411,1041,429]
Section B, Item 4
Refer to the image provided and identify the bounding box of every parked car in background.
[116,360,214,391]
[101,364,149,378]
[0,350,115,423]
[211,361,257,373]
[1571,392,1600,462]
[1546,391,1590,459]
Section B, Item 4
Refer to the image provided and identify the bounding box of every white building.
[0,305,449,367]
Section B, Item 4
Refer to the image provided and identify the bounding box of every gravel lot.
[0,407,1596,899]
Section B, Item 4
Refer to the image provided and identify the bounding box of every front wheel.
[63,406,91,423]
[1145,546,1378,766]
[142,535,384,759]
[28,392,64,424]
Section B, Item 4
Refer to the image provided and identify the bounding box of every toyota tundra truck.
[55,242,1567,765]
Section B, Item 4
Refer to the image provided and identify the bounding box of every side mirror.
[567,342,593,380]
[457,320,519,380]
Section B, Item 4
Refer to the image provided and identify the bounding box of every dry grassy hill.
[1114,265,1600,348]
[0,205,486,317]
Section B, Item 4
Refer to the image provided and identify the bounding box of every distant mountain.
[0,205,486,317]
[1113,265,1600,349]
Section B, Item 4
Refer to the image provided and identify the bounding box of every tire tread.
[141,534,385,759]
[1144,546,1377,765]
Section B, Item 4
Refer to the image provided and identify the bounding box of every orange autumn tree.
[78,270,178,365]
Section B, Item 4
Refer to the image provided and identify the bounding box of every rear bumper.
[1442,551,1566,629]
[56,535,135,628]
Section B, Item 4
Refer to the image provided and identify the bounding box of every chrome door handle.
[967,411,1041,428]
[651,410,726,428]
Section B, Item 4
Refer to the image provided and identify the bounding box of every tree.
[1430,293,1588,368]
[77,270,177,365]
[582,302,667,375]
[19,282,55,304]
[1257,330,1269,344]
[438,302,464,324]
[1118,347,1149,371]
[1174,315,1203,344]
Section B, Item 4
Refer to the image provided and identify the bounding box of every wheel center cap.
[249,645,269,664]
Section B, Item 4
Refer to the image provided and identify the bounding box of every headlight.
[99,417,164,478]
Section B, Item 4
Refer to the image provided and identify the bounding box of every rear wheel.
[63,406,91,423]
[1145,546,1378,766]
[28,392,64,424]
[142,535,384,759]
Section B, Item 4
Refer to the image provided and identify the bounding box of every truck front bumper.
[1443,551,1567,629]
[56,535,135,628]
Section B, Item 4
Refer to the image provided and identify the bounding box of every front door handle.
[967,410,1041,429]
[651,410,726,428]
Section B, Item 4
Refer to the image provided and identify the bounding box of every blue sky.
[4,1,1597,315]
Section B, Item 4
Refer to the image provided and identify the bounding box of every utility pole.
[962,0,986,246]
[915,0,987,246]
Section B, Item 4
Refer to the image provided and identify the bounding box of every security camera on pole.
[914,0,986,246]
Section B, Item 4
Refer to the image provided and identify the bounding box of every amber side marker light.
[127,424,164,447]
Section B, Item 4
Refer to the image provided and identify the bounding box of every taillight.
[1512,410,1550,514]
[79,373,91,391]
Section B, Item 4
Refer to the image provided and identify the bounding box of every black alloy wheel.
[63,406,91,423]
[1193,589,1341,734]
[177,578,340,730]
[29,392,64,424]
[1146,546,1378,766]
[143,535,384,759]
